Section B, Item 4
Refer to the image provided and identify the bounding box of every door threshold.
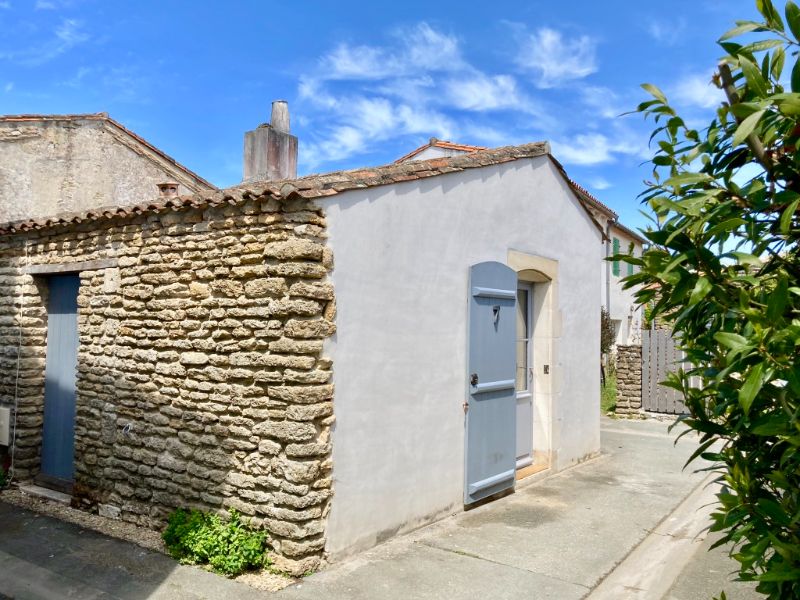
[516,462,549,481]
[34,473,74,495]
[18,483,71,506]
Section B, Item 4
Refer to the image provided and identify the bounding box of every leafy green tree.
[622,1,800,596]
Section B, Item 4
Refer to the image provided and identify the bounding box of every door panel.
[465,262,517,504]
[40,274,80,485]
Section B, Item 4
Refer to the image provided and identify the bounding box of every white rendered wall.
[322,157,602,558]
[608,228,643,345]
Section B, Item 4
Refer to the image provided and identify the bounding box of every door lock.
[470,373,479,386]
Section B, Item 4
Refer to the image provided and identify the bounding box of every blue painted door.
[465,261,517,504]
[41,274,80,484]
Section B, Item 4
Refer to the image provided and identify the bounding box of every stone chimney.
[243,100,298,183]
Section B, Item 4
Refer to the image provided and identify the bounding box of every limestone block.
[263,239,324,261]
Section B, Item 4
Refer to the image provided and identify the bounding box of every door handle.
[470,373,479,386]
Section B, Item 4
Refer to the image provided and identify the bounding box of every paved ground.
[0,502,265,600]
[279,417,753,600]
[0,416,759,600]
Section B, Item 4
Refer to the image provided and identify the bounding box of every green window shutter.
[612,238,620,276]
[627,261,634,276]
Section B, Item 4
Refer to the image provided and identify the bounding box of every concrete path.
[0,501,265,600]
[279,417,735,600]
[0,417,758,599]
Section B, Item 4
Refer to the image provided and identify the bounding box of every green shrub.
[162,508,269,576]
[0,467,7,489]
[622,2,800,596]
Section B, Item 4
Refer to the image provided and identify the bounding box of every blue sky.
[0,1,754,230]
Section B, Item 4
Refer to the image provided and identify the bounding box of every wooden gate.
[641,329,688,415]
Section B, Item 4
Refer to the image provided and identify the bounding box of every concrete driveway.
[279,417,755,600]
[0,417,758,599]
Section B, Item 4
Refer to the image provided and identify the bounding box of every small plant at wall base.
[600,306,616,387]
[619,1,800,597]
[162,508,270,576]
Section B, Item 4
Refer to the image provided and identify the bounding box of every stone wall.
[614,344,642,415]
[0,195,335,574]
[0,116,212,223]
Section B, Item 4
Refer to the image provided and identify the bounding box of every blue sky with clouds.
[0,1,755,230]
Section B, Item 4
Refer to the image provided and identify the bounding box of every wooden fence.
[641,329,688,415]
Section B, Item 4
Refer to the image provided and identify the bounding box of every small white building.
[398,139,646,349]
[0,111,605,572]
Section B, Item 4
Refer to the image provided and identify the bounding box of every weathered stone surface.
[0,194,335,571]
[615,345,643,415]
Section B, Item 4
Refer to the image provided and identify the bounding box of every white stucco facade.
[321,156,602,558]
[603,225,644,346]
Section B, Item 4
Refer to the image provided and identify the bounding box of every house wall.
[607,227,643,346]
[0,118,210,224]
[321,157,602,558]
[0,196,335,575]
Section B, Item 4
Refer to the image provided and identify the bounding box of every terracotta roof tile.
[0,141,550,235]
[394,137,488,163]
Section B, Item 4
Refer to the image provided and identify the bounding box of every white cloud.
[297,21,554,168]
[36,0,58,8]
[590,177,612,190]
[443,73,529,112]
[4,82,12,92]
[0,2,11,9]
[671,73,724,109]
[319,22,463,80]
[299,92,456,168]
[551,126,648,166]
[0,18,89,66]
[646,18,687,45]
[516,27,597,89]
[580,86,625,119]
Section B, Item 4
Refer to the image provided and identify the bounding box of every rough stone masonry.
[0,192,336,575]
[614,344,643,416]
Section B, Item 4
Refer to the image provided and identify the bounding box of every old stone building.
[0,113,215,223]
[0,104,605,572]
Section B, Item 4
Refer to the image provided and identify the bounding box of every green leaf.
[766,276,788,321]
[732,109,766,147]
[741,39,785,54]
[718,21,763,41]
[739,363,766,415]
[792,59,800,93]
[741,57,769,97]
[641,83,667,104]
[730,252,763,266]
[689,277,713,306]
[714,331,751,352]
[780,198,799,233]
[788,1,800,41]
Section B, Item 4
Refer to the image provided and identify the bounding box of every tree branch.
[718,62,774,174]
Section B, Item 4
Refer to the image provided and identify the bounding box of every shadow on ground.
[0,501,266,600]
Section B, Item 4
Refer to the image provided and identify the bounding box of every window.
[612,237,620,276]
[627,259,634,276]
[516,286,531,393]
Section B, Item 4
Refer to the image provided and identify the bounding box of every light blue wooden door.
[465,261,517,504]
[40,274,80,484]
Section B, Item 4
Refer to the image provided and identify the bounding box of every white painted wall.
[607,227,643,345]
[321,157,602,559]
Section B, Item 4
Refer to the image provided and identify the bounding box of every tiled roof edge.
[0,141,549,235]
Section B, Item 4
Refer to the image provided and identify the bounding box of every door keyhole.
[492,305,500,325]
